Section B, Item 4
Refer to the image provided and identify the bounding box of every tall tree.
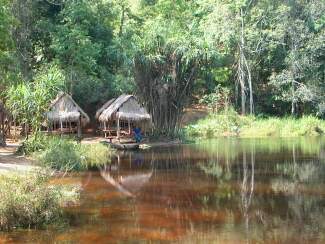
[269,0,325,116]
[132,0,209,135]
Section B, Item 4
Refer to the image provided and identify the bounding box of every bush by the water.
[37,137,112,171]
[185,108,252,138]
[0,172,79,231]
[17,133,50,155]
[185,109,325,138]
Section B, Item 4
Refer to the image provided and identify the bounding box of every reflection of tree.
[270,144,325,236]
[199,161,231,180]
[79,139,325,242]
[195,137,325,161]
[198,138,325,242]
[240,145,255,243]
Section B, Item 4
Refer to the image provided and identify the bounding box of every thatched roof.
[97,94,151,122]
[46,92,90,124]
[95,98,115,119]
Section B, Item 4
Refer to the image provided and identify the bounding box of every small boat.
[102,141,139,150]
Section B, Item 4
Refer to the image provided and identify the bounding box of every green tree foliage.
[0,0,324,138]
[47,0,131,112]
[4,0,134,118]
[5,65,65,134]
[200,0,325,116]
[268,0,325,115]
[0,0,16,93]
[132,0,213,134]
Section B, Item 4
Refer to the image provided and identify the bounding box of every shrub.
[37,137,112,171]
[184,110,325,139]
[184,107,251,137]
[79,143,113,169]
[0,171,79,231]
[199,85,230,113]
[17,133,49,155]
[37,137,81,171]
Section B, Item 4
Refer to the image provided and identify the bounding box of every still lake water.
[2,137,325,243]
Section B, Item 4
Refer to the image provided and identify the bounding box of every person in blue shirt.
[133,126,142,143]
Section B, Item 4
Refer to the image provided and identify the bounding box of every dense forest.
[0,0,324,134]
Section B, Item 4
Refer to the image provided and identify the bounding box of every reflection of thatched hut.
[46,92,90,136]
[100,163,153,197]
[96,94,151,138]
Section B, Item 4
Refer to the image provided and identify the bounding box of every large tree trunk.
[134,52,198,135]
[291,40,298,116]
[12,0,34,81]
[0,104,7,147]
[238,8,246,115]
[0,133,5,147]
[237,8,254,115]
[244,54,253,114]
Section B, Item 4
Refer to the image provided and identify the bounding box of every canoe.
[104,142,139,150]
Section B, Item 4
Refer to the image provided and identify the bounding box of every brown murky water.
[1,137,325,243]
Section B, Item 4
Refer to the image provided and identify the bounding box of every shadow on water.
[1,137,325,243]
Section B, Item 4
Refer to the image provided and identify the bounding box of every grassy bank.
[15,134,113,172]
[184,109,325,138]
[35,137,113,172]
[0,171,79,231]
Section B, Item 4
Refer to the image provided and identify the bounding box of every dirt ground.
[181,105,209,126]
[0,140,37,173]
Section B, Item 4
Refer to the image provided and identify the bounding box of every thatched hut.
[46,92,90,136]
[96,94,151,138]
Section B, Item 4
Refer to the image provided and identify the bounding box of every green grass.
[36,137,113,172]
[184,109,325,138]
[0,171,79,231]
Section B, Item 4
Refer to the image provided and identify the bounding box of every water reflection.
[196,138,325,243]
[1,138,325,243]
[100,163,153,197]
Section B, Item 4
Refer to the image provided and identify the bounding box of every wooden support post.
[104,121,107,138]
[60,119,63,137]
[13,120,16,141]
[117,117,120,140]
[77,117,81,138]
[128,119,131,135]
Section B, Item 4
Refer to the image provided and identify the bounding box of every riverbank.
[0,136,181,173]
[82,136,182,149]
[184,110,325,138]
[0,141,38,173]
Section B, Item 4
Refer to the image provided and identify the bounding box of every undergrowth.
[184,109,325,138]
[36,137,113,171]
[0,171,79,231]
